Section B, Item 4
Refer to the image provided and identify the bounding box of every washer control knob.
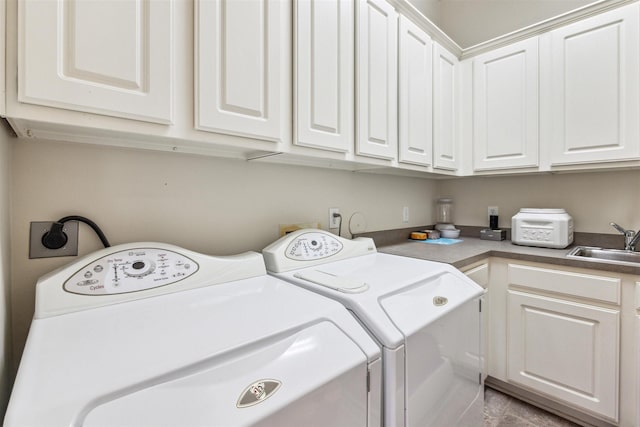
[123,260,155,277]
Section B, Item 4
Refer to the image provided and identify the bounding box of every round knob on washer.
[123,260,156,277]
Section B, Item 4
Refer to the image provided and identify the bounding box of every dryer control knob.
[123,260,156,277]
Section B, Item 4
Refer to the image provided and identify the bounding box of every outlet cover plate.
[29,221,79,259]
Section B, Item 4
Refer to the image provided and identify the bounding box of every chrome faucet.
[610,222,640,251]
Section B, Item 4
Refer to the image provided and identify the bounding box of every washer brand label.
[433,296,448,306]
[237,379,281,408]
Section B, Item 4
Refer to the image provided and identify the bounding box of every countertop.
[371,233,640,276]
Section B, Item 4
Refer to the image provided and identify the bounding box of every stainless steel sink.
[566,246,640,266]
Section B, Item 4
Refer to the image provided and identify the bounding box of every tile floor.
[484,387,580,427]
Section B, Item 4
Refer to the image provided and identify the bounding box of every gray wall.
[438,171,640,231]
[0,122,13,418]
[9,139,439,369]
[6,135,640,402]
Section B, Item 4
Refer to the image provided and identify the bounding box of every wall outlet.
[488,206,499,217]
[29,221,79,259]
[329,208,341,229]
[402,206,409,223]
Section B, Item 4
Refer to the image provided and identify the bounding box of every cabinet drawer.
[508,263,620,304]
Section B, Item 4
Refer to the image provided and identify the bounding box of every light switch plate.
[29,221,79,259]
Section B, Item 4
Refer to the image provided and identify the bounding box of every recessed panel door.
[295,0,354,153]
[547,3,640,165]
[20,0,172,124]
[473,38,539,171]
[356,0,398,160]
[433,43,458,171]
[399,16,433,167]
[196,0,290,143]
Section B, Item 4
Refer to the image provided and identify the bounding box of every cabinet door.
[295,0,354,152]
[464,263,489,380]
[473,38,539,171]
[547,3,640,165]
[433,43,458,171]
[356,0,398,160]
[1,0,5,116]
[508,290,619,421]
[196,0,290,142]
[398,16,433,167]
[19,0,172,124]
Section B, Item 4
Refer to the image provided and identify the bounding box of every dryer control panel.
[285,232,343,260]
[63,248,199,296]
[263,229,377,273]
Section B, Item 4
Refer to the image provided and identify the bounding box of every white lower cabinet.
[507,290,619,420]
[505,262,621,422]
[462,262,489,380]
[482,259,640,426]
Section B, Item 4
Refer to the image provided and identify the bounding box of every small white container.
[511,208,573,249]
[440,229,460,239]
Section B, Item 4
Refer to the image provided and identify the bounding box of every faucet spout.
[611,222,639,251]
[627,230,640,252]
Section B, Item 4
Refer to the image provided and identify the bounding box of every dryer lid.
[6,275,380,426]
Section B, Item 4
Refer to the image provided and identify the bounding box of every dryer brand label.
[433,296,448,306]
[237,379,281,408]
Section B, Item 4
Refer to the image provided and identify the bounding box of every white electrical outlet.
[402,206,409,223]
[488,206,499,217]
[329,208,341,229]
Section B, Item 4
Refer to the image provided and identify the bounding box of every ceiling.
[410,0,600,48]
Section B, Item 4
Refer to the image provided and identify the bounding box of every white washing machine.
[263,230,484,427]
[5,242,382,427]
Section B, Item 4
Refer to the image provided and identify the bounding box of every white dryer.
[5,242,382,427]
[263,230,484,427]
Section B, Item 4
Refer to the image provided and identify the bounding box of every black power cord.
[41,215,111,249]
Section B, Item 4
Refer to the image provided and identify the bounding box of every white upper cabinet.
[1,0,5,116]
[19,0,172,124]
[196,0,290,143]
[433,42,459,171]
[295,0,354,153]
[356,0,398,160]
[398,16,433,167]
[545,3,640,166]
[473,38,539,171]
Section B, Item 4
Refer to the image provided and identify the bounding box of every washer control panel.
[285,232,343,261]
[63,248,199,296]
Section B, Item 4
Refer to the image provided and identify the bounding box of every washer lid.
[379,272,481,335]
[6,275,380,426]
[270,253,484,349]
[81,321,368,427]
